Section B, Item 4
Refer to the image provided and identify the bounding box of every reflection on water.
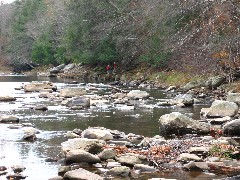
[0,75,211,180]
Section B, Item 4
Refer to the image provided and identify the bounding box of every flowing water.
[0,75,225,180]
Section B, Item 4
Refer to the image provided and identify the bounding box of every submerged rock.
[0,115,19,123]
[60,88,87,98]
[0,96,16,101]
[11,165,26,173]
[66,96,90,108]
[24,81,56,92]
[133,164,158,173]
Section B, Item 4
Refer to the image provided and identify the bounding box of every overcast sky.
[2,0,15,4]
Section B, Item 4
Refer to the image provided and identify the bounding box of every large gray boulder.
[60,88,87,98]
[223,119,240,136]
[205,75,225,89]
[115,153,147,166]
[65,150,101,164]
[182,79,204,91]
[24,81,56,92]
[81,127,113,141]
[159,112,210,136]
[50,64,65,74]
[61,138,105,155]
[206,100,238,118]
[227,93,240,105]
[63,168,103,180]
[127,90,150,100]
[63,63,75,72]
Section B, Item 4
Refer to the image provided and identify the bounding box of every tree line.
[0,0,239,73]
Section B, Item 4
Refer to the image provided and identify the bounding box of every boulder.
[63,63,75,72]
[50,64,65,74]
[0,115,19,123]
[63,168,103,180]
[115,153,147,166]
[127,90,150,100]
[58,166,71,176]
[11,165,26,173]
[60,88,87,98]
[178,153,202,162]
[23,127,39,141]
[159,112,210,136]
[171,94,194,106]
[34,105,48,111]
[65,150,101,164]
[106,162,121,168]
[81,127,113,141]
[24,81,56,92]
[64,131,81,139]
[107,166,130,177]
[223,119,240,136]
[0,96,16,102]
[183,162,209,171]
[182,79,204,91]
[66,96,90,108]
[6,174,27,180]
[227,93,240,105]
[61,138,105,155]
[205,75,226,89]
[98,149,116,160]
[207,100,238,118]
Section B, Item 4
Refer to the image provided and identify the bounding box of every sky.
[2,0,15,4]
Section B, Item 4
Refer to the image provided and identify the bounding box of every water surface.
[0,75,216,180]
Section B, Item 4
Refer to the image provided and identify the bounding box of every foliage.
[8,0,45,68]
[94,33,120,64]
[2,0,240,73]
[173,10,201,31]
[31,37,56,65]
[209,144,236,159]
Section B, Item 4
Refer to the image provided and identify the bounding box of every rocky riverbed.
[1,68,240,179]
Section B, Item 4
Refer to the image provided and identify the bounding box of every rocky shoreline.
[1,65,240,179]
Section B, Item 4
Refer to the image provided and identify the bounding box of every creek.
[0,75,221,180]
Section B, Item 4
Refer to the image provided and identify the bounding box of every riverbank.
[24,63,238,89]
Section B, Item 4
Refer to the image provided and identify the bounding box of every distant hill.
[0,0,239,74]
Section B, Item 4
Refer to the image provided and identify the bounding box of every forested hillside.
[0,0,239,74]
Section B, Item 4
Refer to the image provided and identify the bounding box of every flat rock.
[63,168,103,180]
